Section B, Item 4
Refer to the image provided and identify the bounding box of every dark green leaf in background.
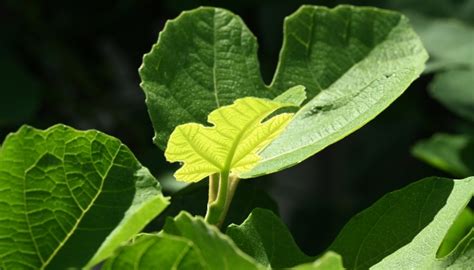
[412,133,474,177]
[227,208,312,268]
[408,13,474,72]
[0,125,169,269]
[430,69,474,122]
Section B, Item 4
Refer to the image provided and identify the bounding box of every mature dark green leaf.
[329,176,473,269]
[412,133,474,177]
[0,125,169,269]
[102,234,203,269]
[140,7,275,149]
[162,212,265,269]
[292,252,344,270]
[243,5,428,177]
[226,208,312,268]
[142,5,427,178]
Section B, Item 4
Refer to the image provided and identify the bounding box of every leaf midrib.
[41,137,122,269]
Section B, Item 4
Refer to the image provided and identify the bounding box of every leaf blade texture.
[0,125,169,269]
[104,212,265,269]
[165,97,293,182]
[142,5,427,177]
[329,176,474,269]
[226,208,312,268]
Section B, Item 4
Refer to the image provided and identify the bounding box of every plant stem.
[205,171,237,227]
[208,173,219,204]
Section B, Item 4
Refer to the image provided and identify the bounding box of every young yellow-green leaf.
[165,97,293,182]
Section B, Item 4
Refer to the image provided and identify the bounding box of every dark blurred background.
[1,0,473,256]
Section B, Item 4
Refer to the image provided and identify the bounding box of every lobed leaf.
[0,125,169,269]
[244,5,428,177]
[165,97,293,182]
[142,5,427,177]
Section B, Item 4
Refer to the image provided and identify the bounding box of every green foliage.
[412,133,474,177]
[226,208,312,268]
[3,4,463,270]
[292,252,344,270]
[163,212,264,269]
[102,234,203,269]
[165,97,294,182]
[329,176,474,269]
[153,180,279,230]
[409,13,474,120]
[438,208,474,258]
[430,69,474,122]
[142,5,427,178]
[0,125,169,269]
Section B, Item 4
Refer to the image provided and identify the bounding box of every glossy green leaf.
[165,97,293,182]
[412,133,474,177]
[430,69,474,122]
[162,212,264,269]
[142,6,427,178]
[226,208,312,268]
[292,252,344,270]
[0,125,169,269]
[102,234,203,269]
[329,176,474,269]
